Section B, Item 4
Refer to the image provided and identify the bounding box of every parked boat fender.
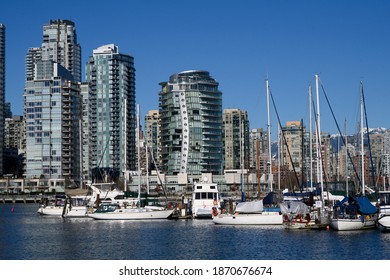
[212,207,219,217]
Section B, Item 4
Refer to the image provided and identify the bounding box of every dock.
[0,194,52,204]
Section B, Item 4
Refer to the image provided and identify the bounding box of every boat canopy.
[334,196,377,215]
[263,192,281,205]
[355,196,377,215]
[235,200,263,213]
[280,201,310,215]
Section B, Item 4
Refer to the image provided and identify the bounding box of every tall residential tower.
[0,23,5,175]
[24,20,82,184]
[85,44,136,180]
[159,70,223,175]
[222,109,250,170]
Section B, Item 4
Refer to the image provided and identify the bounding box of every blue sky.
[2,0,390,140]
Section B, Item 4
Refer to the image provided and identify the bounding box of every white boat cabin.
[191,179,220,218]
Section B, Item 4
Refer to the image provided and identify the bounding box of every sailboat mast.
[266,78,273,192]
[146,141,149,194]
[123,97,127,192]
[360,81,365,196]
[136,104,141,202]
[309,85,313,192]
[79,119,83,188]
[241,120,245,202]
[278,124,281,191]
[315,74,325,206]
[345,118,349,196]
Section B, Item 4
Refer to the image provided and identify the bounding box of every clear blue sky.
[2,0,390,140]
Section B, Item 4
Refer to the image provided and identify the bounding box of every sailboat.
[330,81,377,231]
[37,194,67,216]
[377,190,390,232]
[280,75,331,230]
[212,78,282,225]
[88,104,174,220]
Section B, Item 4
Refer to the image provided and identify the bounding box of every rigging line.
[268,87,301,192]
[319,80,361,188]
[146,139,169,206]
[361,83,376,191]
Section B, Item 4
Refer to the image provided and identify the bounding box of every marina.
[1,203,390,260]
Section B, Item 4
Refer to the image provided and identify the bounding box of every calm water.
[1,204,390,260]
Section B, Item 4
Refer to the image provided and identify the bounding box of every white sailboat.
[281,75,331,230]
[212,78,282,225]
[213,199,282,225]
[37,194,66,216]
[377,190,390,232]
[88,104,174,220]
[330,81,377,231]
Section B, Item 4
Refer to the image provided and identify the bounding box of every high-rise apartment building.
[5,115,24,150]
[85,44,136,180]
[144,110,159,170]
[25,47,42,81]
[26,20,81,82]
[280,121,304,174]
[249,128,268,172]
[24,61,82,180]
[41,20,81,82]
[222,109,250,170]
[159,70,223,175]
[24,20,83,184]
[0,23,5,176]
[4,116,24,176]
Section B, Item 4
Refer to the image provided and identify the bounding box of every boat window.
[210,186,216,189]
[196,186,202,189]
[109,205,118,211]
[195,193,200,200]
[201,192,207,199]
[208,193,213,199]
[213,193,218,200]
[380,193,390,205]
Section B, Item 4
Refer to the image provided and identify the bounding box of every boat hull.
[37,206,63,216]
[88,209,174,220]
[63,206,90,218]
[283,219,329,230]
[330,218,376,231]
[193,207,213,219]
[213,212,283,225]
[377,215,390,232]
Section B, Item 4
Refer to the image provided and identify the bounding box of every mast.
[309,85,313,191]
[360,81,365,196]
[345,118,349,196]
[266,78,273,192]
[315,74,325,206]
[136,104,141,203]
[278,124,281,191]
[123,97,127,192]
[146,140,150,194]
[256,138,261,195]
[79,119,83,188]
[241,119,245,202]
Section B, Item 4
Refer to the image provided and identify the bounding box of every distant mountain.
[330,127,389,152]
[330,127,388,138]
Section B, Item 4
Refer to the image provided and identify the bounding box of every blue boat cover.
[334,196,377,215]
[355,196,377,215]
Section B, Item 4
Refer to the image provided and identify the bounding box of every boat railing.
[379,205,390,214]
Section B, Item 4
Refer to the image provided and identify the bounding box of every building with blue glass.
[159,70,223,175]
